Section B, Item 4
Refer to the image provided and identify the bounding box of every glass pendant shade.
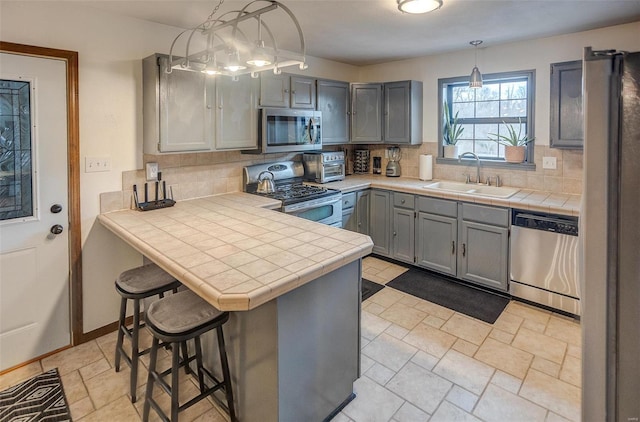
[397,0,443,14]
[246,40,272,67]
[202,56,220,75]
[224,51,246,72]
[469,66,483,88]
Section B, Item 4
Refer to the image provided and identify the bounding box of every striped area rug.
[0,368,71,421]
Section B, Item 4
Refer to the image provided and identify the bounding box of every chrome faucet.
[458,152,481,184]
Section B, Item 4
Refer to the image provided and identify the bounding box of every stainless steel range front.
[243,161,342,227]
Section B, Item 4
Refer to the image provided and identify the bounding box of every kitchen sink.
[423,181,520,198]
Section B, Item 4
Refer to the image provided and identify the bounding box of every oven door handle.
[287,196,340,213]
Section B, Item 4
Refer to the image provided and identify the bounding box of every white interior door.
[0,52,70,371]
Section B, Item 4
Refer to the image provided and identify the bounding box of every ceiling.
[84,0,640,66]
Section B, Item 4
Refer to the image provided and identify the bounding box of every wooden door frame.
[0,41,83,346]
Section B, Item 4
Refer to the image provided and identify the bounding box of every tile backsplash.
[360,142,583,195]
[100,143,582,213]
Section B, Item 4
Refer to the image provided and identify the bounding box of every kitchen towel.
[419,154,433,181]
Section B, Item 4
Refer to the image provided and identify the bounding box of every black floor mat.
[362,278,385,301]
[386,267,509,324]
[0,368,71,421]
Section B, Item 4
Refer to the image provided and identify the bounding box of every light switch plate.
[85,156,111,173]
[146,162,159,181]
[542,156,557,169]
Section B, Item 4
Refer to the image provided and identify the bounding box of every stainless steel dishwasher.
[510,210,580,315]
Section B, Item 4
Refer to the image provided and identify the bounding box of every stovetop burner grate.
[257,183,335,204]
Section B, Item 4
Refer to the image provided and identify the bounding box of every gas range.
[243,161,343,226]
[256,183,337,205]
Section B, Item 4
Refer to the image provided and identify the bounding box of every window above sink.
[437,70,536,169]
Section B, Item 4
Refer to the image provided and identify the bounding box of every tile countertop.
[98,192,373,311]
[317,175,581,216]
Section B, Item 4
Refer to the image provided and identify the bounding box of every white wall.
[0,1,360,332]
[357,21,640,147]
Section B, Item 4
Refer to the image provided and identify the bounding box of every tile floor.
[0,256,582,421]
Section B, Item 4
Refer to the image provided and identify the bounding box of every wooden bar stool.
[142,289,237,422]
[114,263,181,403]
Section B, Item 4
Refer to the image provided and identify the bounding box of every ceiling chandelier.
[166,0,307,77]
[397,0,443,14]
[469,40,483,89]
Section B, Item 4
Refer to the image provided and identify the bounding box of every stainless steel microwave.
[257,108,322,154]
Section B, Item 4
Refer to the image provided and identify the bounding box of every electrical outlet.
[146,162,159,181]
[85,157,111,173]
[542,156,557,170]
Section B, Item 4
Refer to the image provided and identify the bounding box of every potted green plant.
[489,119,534,163]
[443,101,464,158]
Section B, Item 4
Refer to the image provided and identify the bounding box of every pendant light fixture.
[246,14,272,67]
[166,0,307,77]
[397,0,443,14]
[469,40,483,89]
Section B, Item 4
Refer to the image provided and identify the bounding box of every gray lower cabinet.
[416,196,458,276]
[415,197,509,291]
[458,203,510,291]
[369,190,391,256]
[392,192,415,263]
[342,190,370,234]
[342,189,510,292]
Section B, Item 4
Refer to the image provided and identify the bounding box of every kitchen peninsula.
[98,192,374,421]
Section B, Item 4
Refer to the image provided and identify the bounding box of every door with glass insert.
[0,53,70,371]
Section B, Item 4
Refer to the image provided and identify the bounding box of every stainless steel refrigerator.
[582,47,640,421]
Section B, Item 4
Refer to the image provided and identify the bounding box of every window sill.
[436,157,537,171]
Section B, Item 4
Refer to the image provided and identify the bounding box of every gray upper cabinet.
[215,74,259,150]
[290,76,316,109]
[317,79,350,145]
[259,72,290,107]
[550,60,583,149]
[351,83,384,143]
[384,81,423,145]
[143,54,214,153]
[351,81,423,145]
[260,73,316,109]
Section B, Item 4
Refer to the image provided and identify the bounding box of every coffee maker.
[386,146,402,177]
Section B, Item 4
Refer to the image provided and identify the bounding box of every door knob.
[50,204,63,214]
[50,224,64,235]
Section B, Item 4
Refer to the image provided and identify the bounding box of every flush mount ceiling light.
[469,40,483,89]
[397,0,443,14]
[167,0,306,77]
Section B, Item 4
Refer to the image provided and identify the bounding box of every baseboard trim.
[77,314,137,344]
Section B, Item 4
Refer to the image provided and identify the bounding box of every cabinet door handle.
[462,243,466,257]
[393,231,397,236]
[452,241,455,254]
